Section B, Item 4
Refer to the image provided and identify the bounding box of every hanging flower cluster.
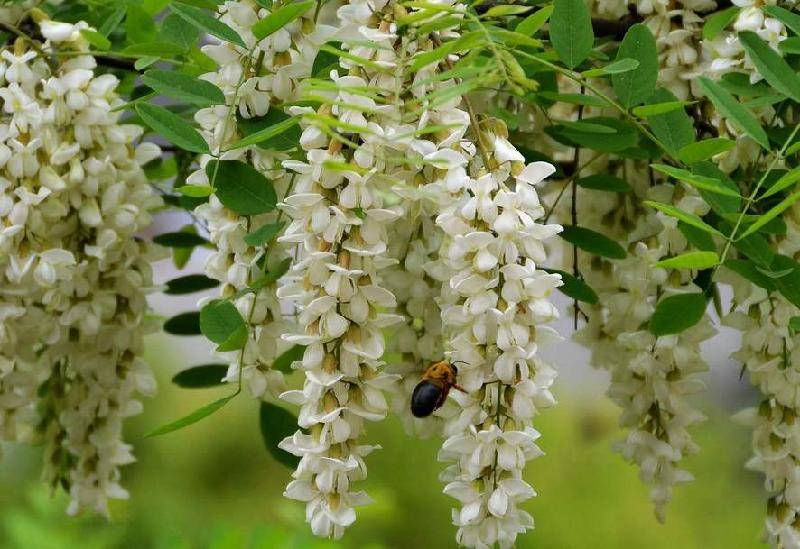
[0,21,161,515]
[408,59,563,540]
[188,0,336,399]
[724,203,800,546]
[575,174,714,521]
[275,0,409,537]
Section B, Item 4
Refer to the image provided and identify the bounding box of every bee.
[410,361,467,418]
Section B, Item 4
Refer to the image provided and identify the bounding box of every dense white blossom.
[426,107,562,545]
[574,173,714,521]
[0,23,161,515]
[725,203,800,546]
[276,0,410,537]
[186,0,335,399]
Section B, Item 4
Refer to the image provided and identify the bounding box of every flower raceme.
[433,137,563,548]
[275,0,407,538]
[187,0,337,400]
[0,20,161,515]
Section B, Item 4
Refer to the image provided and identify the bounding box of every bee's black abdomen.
[411,380,443,418]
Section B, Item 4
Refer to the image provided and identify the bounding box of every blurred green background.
[0,334,766,548]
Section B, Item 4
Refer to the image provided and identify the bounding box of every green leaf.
[723,259,776,291]
[164,312,201,335]
[542,268,598,304]
[272,344,305,373]
[612,24,658,108]
[515,5,553,36]
[409,32,482,71]
[644,201,723,236]
[200,300,246,346]
[702,6,740,41]
[739,190,800,239]
[743,94,786,108]
[172,364,228,388]
[216,324,248,352]
[644,89,695,155]
[153,232,209,248]
[161,12,201,49]
[560,226,626,259]
[548,116,637,152]
[311,40,342,76]
[581,57,639,77]
[237,109,301,151]
[650,164,740,197]
[122,41,187,57]
[176,185,215,197]
[99,7,126,36]
[165,274,220,295]
[693,161,742,215]
[227,115,299,151]
[738,31,800,102]
[719,72,773,98]
[788,141,800,156]
[244,221,285,247]
[632,101,691,117]
[146,394,236,437]
[252,1,314,40]
[484,4,532,17]
[259,402,300,468]
[771,255,800,309]
[206,160,277,215]
[678,138,736,164]
[489,27,542,48]
[755,266,794,279]
[559,120,617,134]
[550,0,593,69]
[733,232,774,267]
[136,103,209,154]
[170,3,245,47]
[167,225,201,269]
[80,29,111,50]
[248,257,293,293]
[697,76,770,149]
[762,6,800,38]
[141,70,225,107]
[678,221,717,252]
[729,214,787,235]
[134,57,159,70]
[575,174,631,192]
[762,166,800,198]
[655,251,719,270]
[126,5,157,43]
[791,316,800,335]
[779,37,800,55]
[650,293,707,335]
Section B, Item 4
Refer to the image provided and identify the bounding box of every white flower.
[725,202,800,545]
[0,21,161,516]
[40,20,89,43]
[573,169,713,521]
[421,66,561,545]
